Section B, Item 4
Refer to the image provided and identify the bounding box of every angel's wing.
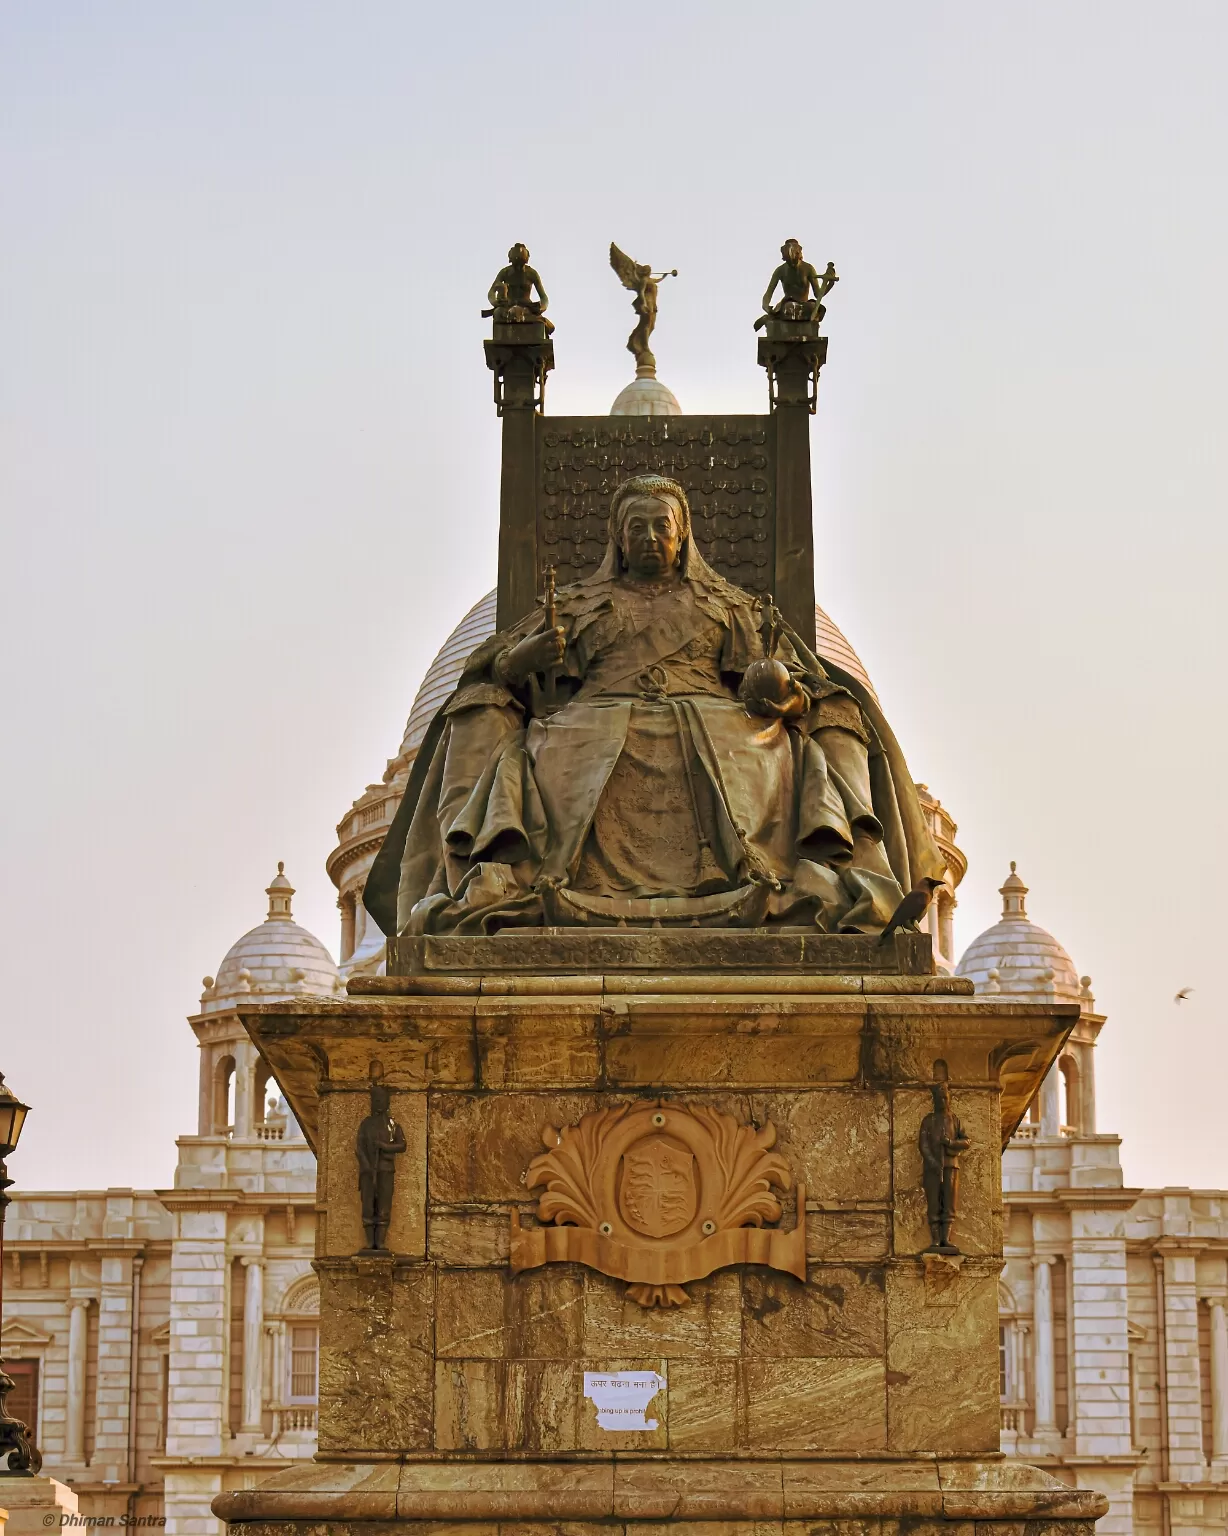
[609,242,641,291]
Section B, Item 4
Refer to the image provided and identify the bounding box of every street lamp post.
[0,1069,39,1476]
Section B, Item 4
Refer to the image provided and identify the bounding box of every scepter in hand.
[541,561,559,710]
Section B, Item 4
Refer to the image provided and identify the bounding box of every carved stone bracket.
[509,1099,805,1307]
[757,325,828,413]
[484,333,554,414]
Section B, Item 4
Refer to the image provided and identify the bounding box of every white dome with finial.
[610,364,682,416]
[199,864,342,1013]
[956,862,1081,1002]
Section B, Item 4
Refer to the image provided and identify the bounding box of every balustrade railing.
[1000,1402,1028,1434]
[271,1404,317,1434]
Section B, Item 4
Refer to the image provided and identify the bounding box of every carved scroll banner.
[510,1099,806,1307]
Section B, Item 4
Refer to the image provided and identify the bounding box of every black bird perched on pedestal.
[878,878,946,945]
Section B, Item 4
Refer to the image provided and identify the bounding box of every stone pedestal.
[0,1476,79,1535]
[215,944,1107,1535]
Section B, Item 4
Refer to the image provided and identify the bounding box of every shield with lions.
[618,1135,697,1238]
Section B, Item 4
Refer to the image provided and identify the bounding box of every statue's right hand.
[503,627,566,683]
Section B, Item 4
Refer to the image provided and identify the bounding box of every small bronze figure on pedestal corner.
[918,1079,971,1255]
[483,243,554,333]
[756,239,838,330]
[610,242,677,372]
[356,1080,406,1253]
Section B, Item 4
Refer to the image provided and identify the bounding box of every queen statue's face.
[618,496,683,581]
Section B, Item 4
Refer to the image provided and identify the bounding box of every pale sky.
[2,2,1225,1193]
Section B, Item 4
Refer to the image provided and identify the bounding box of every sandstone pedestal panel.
[214,974,1106,1536]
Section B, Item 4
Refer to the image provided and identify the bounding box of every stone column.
[1161,1250,1205,1482]
[273,1320,286,1415]
[1039,1066,1061,1139]
[64,1297,91,1462]
[490,334,552,631]
[939,896,955,966]
[241,1257,265,1433]
[1208,1298,1228,1470]
[1033,1256,1058,1434]
[165,1207,228,1460]
[197,1047,212,1135]
[339,893,356,964]
[91,1251,135,1480]
[1014,1319,1029,1405]
[1081,1044,1097,1135]
[233,1041,255,1139]
[1070,1211,1132,1459]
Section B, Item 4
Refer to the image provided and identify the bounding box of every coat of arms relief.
[509,1100,806,1307]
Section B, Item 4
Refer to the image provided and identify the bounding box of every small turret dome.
[200,864,341,1013]
[955,862,1081,1002]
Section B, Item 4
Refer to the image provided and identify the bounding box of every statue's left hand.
[740,651,805,715]
[742,658,808,719]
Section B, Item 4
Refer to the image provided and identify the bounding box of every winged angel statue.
[610,242,677,371]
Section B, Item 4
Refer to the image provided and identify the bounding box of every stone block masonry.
[210,969,1106,1536]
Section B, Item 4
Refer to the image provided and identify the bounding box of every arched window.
[213,1054,236,1135]
[1059,1055,1081,1135]
[273,1275,319,1434]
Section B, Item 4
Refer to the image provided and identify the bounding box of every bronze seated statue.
[484,242,554,333]
[367,475,942,936]
[755,238,839,332]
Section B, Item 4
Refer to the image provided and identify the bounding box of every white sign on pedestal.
[583,1370,666,1430]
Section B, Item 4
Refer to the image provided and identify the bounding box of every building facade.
[3,868,337,1532]
[959,865,1228,1536]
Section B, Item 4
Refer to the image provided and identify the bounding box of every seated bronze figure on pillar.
[367,475,944,937]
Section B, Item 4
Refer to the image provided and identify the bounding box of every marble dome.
[955,862,1082,1003]
[395,591,880,763]
[610,369,682,416]
[200,864,342,1013]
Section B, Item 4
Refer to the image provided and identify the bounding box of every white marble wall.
[1002,1116,1228,1536]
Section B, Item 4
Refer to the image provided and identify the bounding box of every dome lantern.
[1000,861,1028,919]
[266,861,294,921]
